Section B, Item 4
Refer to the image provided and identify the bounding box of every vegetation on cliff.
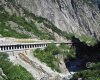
[71,63,100,80]
[0,52,35,80]
[33,44,76,72]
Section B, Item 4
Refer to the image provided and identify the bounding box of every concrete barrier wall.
[0,43,48,52]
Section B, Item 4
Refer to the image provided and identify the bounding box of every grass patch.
[0,52,35,80]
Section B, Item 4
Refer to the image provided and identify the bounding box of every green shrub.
[0,52,35,80]
[34,44,76,72]
[71,63,100,80]
[10,14,55,40]
[79,35,97,46]
[34,44,60,72]
[62,32,75,40]
[0,9,56,39]
[59,44,76,58]
[0,22,30,38]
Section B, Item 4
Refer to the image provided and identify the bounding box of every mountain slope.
[0,0,66,40]
[16,0,100,40]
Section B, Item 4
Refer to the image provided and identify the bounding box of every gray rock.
[16,0,100,39]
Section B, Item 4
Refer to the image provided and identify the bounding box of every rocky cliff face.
[0,0,66,40]
[16,0,100,39]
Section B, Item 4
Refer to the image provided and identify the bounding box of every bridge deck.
[0,38,72,52]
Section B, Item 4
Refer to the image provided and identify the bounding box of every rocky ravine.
[16,0,100,39]
[8,50,72,80]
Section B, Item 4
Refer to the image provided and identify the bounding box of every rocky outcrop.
[0,0,65,40]
[8,50,72,80]
[16,0,100,40]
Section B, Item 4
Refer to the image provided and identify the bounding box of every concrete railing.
[0,39,72,52]
[0,43,48,52]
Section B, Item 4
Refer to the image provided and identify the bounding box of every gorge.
[0,0,100,80]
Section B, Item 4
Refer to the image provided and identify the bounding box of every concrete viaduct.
[0,39,72,52]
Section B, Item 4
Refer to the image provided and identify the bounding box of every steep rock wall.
[16,0,100,39]
[0,0,66,40]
